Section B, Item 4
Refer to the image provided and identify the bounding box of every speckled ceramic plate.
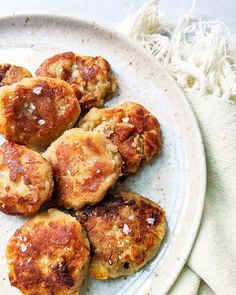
[0,15,206,295]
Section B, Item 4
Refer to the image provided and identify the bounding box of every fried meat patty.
[77,191,166,279]
[43,129,122,210]
[35,52,116,110]
[0,141,53,216]
[6,209,90,295]
[0,77,80,148]
[79,102,162,174]
[0,64,32,87]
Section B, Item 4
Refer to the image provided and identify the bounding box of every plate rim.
[0,14,206,294]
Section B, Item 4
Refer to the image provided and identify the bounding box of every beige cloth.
[115,1,236,294]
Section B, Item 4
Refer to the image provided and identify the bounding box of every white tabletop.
[0,0,235,34]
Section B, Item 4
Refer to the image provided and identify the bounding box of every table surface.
[0,0,235,34]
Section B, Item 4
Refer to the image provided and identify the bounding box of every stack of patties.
[0,52,166,295]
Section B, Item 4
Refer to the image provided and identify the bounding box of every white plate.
[0,15,206,295]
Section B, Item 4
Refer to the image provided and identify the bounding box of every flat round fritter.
[0,64,32,87]
[35,52,116,111]
[0,77,80,148]
[0,141,53,216]
[43,128,122,210]
[78,102,162,174]
[77,191,166,279]
[6,209,90,295]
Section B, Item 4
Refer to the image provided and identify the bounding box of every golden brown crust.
[35,52,116,111]
[0,141,53,216]
[77,191,166,279]
[6,209,90,295]
[78,102,162,174]
[0,64,32,87]
[0,77,81,148]
[43,128,122,210]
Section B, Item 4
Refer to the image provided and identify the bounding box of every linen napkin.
[115,1,236,294]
